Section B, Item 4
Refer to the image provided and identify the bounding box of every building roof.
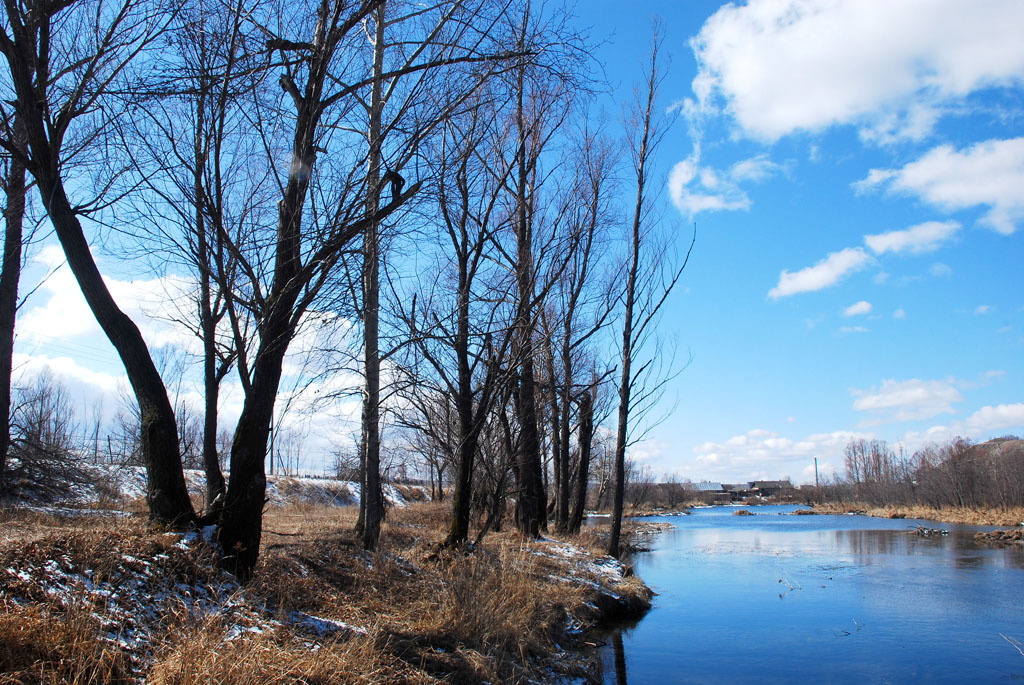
[750,480,793,489]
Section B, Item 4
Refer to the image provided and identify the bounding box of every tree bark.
[38,173,196,527]
[1,0,195,527]
[0,115,26,490]
[608,40,659,559]
[194,99,226,512]
[360,0,387,550]
[511,54,544,537]
[568,384,593,534]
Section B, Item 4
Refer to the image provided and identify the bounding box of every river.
[597,505,1024,683]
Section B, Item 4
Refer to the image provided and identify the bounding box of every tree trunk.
[511,58,544,538]
[37,175,195,527]
[4,21,194,525]
[608,37,661,560]
[195,102,225,512]
[568,385,593,534]
[0,116,26,490]
[444,402,478,545]
[543,334,564,529]
[217,53,319,576]
[217,301,295,579]
[443,239,477,546]
[556,337,573,531]
[360,0,387,550]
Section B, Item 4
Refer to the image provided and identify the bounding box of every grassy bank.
[0,502,652,683]
[811,502,1024,526]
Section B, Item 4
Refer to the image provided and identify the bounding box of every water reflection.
[611,631,627,685]
[597,506,1024,684]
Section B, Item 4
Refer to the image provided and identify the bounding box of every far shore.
[614,501,1024,527]
[808,502,1024,527]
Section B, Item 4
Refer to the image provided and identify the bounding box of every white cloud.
[18,256,200,353]
[974,305,993,315]
[863,220,960,255]
[768,247,873,299]
[965,403,1024,432]
[690,0,1024,142]
[842,300,872,317]
[839,326,869,334]
[668,150,783,216]
[691,428,871,483]
[929,262,953,278]
[856,138,1024,234]
[893,308,906,320]
[852,378,962,422]
[902,403,1024,448]
[13,352,124,397]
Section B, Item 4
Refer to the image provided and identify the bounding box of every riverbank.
[810,502,1024,526]
[0,502,652,683]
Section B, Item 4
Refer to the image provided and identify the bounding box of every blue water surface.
[599,505,1024,684]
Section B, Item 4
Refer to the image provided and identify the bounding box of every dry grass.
[0,604,133,684]
[813,502,1024,526]
[149,620,427,685]
[1,502,651,683]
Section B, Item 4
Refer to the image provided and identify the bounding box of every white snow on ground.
[1,528,369,676]
[530,538,627,585]
[288,612,368,637]
[8,463,429,511]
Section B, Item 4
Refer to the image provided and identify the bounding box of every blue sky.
[581,0,1024,483]
[11,0,1024,483]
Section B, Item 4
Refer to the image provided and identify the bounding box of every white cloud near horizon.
[864,220,960,255]
[902,403,1024,449]
[842,300,872,317]
[690,0,1024,142]
[855,138,1024,235]
[768,247,873,299]
[852,378,962,422]
[691,428,870,483]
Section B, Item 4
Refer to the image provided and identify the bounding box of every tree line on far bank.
[819,436,1024,510]
[0,0,687,579]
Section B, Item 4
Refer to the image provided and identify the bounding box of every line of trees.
[823,436,1024,509]
[0,0,688,578]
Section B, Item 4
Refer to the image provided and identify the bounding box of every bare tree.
[0,114,27,490]
[566,377,595,533]
[7,372,86,500]
[608,32,693,558]
[494,4,593,538]
[394,95,519,547]
[119,0,262,513]
[0,0,196,525]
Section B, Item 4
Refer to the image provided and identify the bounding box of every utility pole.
[814,457,819,488]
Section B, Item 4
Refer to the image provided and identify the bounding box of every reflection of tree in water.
[833,528,1024,570]
[613,631,628,685]
[834,529,908,561]
[596,624,637,684]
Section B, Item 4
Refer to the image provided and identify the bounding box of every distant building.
[722,483,749,501]
[749,480,795,498]
[684,481,730,503]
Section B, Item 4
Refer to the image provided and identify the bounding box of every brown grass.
[0,604,134,684]
[812,502,1024,526]
[0,502,650,683]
